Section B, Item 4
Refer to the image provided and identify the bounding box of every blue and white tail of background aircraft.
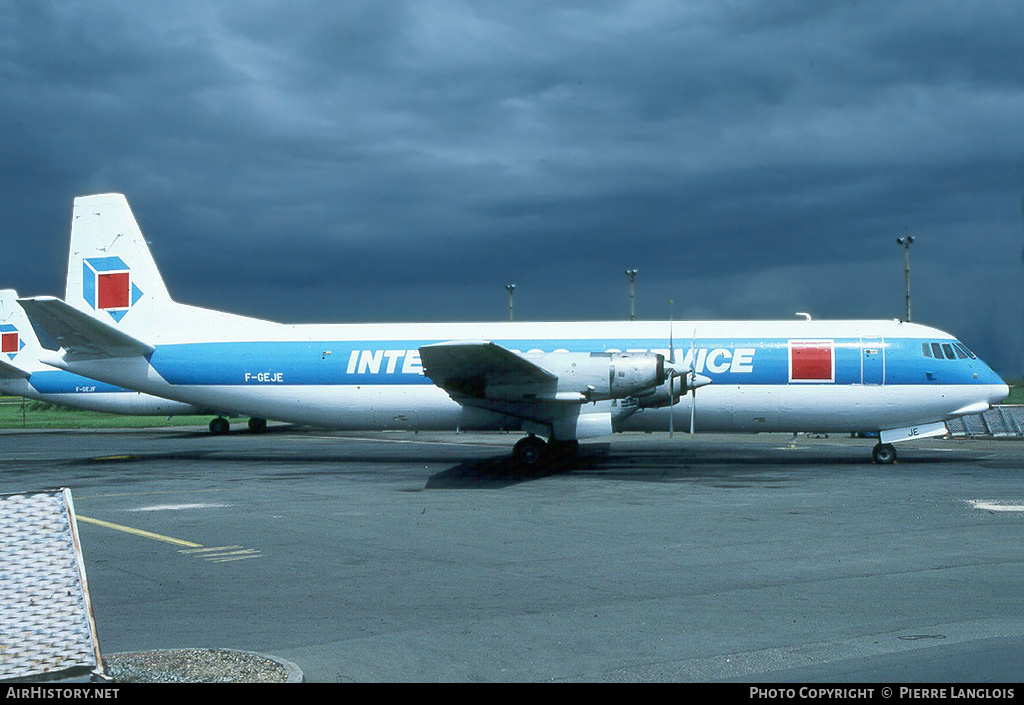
[19,194,1009,466]
[1,288,207,417]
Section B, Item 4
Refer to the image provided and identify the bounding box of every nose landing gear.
[872,442,897,464]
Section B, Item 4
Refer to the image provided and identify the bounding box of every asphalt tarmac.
[2,426,1023,683]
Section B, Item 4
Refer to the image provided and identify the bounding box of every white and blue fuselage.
[57,317,1008,436]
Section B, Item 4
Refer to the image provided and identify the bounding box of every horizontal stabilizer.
[0,357,30,379]
[419,341,556,400]
[18,296,154,360]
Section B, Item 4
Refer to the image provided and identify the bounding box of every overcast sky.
[2,1,1022,376]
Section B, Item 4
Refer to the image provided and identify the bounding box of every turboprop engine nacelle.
[537,351,666,401]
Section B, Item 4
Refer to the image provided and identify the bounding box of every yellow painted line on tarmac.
[77,515,202,548]
[79,518,264,562]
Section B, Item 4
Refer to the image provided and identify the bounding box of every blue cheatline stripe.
[145,337,1003,388]
[29,369,131,395]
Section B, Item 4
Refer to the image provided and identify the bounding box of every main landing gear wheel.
[872,442,897,464]
[209,417,230,435]
[248,417,268,434]
[512,435,547,469]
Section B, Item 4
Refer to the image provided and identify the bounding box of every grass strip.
[0,397,214,429]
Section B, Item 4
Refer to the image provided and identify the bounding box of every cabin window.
[922,343,932,358]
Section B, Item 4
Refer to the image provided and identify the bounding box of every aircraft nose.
[994,383,1010,404]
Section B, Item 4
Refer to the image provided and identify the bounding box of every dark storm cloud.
[1,0,1022,374]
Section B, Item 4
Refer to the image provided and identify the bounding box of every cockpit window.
[923,340,974,361]
[954,342,976,359]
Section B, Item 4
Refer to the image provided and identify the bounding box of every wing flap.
[17,296,154,360]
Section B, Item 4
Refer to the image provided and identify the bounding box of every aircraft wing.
[17,296,154,360]
[419,341,557,400]
[0,357,30,379]
[419,340,620,439]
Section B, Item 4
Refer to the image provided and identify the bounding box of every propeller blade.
[669,300,674,361]
[690,389,696,437]
[689,328,697,438]
[668,302,676,437]
[668,370,676,437]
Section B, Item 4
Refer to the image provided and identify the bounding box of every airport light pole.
[896,235,914,322]
[625,269,638,321]
[505,284,516,322]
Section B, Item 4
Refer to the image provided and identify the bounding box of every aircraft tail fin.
[1,288,50,363]
[63,193,273,335]
[0,290,32,377]
[65,194,175,332]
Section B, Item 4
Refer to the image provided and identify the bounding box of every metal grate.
[0,489,103,682]
[946,405,1024,438]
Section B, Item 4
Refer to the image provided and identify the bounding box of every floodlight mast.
[625,269,638,321]
[505,284,516,322]
[896,235,914,322]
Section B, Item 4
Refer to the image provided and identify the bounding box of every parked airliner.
[19,194,1009,466]
[1,288,208,417]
